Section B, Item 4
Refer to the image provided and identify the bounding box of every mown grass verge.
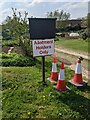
[1,56,90,119]
[55,38,88,53]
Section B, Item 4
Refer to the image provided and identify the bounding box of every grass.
[1,57,90,119]
[55,38,88,53]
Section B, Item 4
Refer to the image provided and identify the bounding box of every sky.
[0,0,90,24]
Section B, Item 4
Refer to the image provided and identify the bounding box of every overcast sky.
[0,0,89,24]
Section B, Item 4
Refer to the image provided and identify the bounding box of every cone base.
[73,74,83,84]
[55,80,67,91]
[47,78,57,83]
[69,80,87,87]
[50,72,58,82]
[54,86,70,92]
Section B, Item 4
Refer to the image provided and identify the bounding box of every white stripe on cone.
[58,69,64,80]
[52,63,57,72]
[75,63,82,74]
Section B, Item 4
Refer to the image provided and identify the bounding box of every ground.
[2,39,89,80]
[1,38,90,119]
[54,38,89,81]
[1,60,90,119]
[54,47,89,80]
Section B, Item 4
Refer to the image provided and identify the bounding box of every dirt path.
[55,48,90,60]
[54,47,90,80]
[2,46,25,55]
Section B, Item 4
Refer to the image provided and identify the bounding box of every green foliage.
[54,37,59,41]
[47,10,70,20]
[2,8,29,44]
[81,13,90,27]
[2,28,14,40]
[2,40,19,47]
[0,53,37,66]
[2,8,32,56]
[81,32,88,40]
[46,10,70,30]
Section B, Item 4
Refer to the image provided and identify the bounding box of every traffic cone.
[56,62,67,91]
[49,57,58,82]
[69,57,87,86]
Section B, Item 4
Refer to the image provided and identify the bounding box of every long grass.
[1,57,90,119]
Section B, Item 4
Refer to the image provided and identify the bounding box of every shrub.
[54,37,59,41]
[81,32,88,40]
[2,40,19,47]
[0,53,37,66]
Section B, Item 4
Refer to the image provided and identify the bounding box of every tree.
[46,9,70,20]
[82,16,88,27]
[2,8,32,56]
[2,8,29,44]
[81,13,90,38]
[46,9,70,30]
